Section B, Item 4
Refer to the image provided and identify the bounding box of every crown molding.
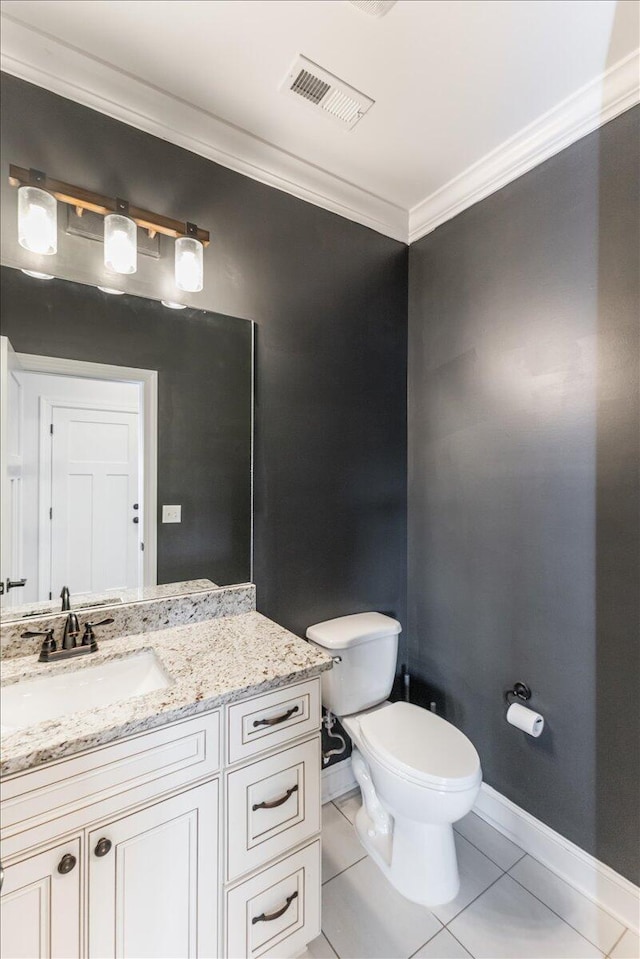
[0,15,408,244]
[1,15,637,248]
[408,49,640,244]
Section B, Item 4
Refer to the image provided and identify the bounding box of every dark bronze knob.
[57,853,77,874]
[94,837,112,858]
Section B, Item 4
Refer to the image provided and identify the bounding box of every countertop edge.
[1,656,331,779]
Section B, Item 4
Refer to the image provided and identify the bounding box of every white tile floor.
[298,790,638,959]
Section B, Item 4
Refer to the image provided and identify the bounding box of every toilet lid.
[359,701,481,791]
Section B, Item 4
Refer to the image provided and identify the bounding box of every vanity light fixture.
[104,199,137,275]
[161,300,187,310]
[175,224,204,292]
[9,165,210,290]
[17,169,57,255]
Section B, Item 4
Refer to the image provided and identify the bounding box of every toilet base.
[354,801,461,907]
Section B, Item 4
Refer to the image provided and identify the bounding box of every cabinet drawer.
[1,711,220,842]
[226,737,320,881]
[225,839,320,959]
[227,679,321,765]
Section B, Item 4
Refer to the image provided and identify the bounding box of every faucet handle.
[81,618,114,650]
[21,628,57,659]
[21,628,55,640]
[84,618,115,629]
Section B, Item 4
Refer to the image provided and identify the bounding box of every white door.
[88,781,218,959]
[49,405,141,599]
[0,837,82,959]
[0,335,26,608]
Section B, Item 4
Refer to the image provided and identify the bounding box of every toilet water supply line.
[322,710,347,766]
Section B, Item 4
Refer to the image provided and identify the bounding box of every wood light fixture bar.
[9,165,210,245]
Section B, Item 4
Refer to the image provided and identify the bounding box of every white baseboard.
[321,757,358,804]
[474,783,639,933]
[325,758,639,933]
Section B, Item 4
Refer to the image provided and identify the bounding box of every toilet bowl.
[307,612,482,907]
[342,701,481,905]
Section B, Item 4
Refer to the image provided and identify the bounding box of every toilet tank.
[306,612,401,716]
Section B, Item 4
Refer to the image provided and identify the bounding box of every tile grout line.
[322,852,368,887]
[320,927,341,959]
[506,863,625,955]
[607,927,629,957]
[456,820,629,935]
[445,926,476,958]
[407,923,447,959]
[331,798,358,826]
[453,823,528,873]
[441,871,506,929]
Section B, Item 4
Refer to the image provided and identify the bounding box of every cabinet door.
[88,780,218,959]
[0,837,82,959]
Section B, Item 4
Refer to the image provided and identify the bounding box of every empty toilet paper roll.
[506,702,544,737]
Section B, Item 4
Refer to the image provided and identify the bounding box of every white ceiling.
[1,0,639,242]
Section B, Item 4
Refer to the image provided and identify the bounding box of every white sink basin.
[1,651,171,734]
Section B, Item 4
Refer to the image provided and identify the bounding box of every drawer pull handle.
[253,705,299,728]
[94,837,112,858]
[252,890,298,925]
[252,784,299,811]
[57,854,77,874]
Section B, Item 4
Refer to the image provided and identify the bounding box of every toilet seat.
[359,701,481,793]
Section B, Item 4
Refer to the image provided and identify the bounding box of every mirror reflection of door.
[0,336,153,607]
[47,402,141,602]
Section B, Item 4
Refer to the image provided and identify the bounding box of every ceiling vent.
[347,0,397,17]
[281,55,374,130]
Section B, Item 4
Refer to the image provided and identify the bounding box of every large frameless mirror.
[0,266,253,619]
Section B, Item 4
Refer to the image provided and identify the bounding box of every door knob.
[57,853,77,874]
[94,837,112,857]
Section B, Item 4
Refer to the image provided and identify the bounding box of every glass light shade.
[161,300,187,310]
[104,214,137,274]
[18,186,57,255]
[21,269,54,280]
[175,236,203,292]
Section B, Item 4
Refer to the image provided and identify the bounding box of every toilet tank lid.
[306,612,401,649]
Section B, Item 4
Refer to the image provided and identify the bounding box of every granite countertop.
[0,611,332,777]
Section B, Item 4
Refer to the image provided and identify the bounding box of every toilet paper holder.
[504,682,532,705]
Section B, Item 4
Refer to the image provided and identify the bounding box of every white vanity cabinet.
[0,675,323,959]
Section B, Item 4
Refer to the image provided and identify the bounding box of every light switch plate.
[162,505,182,523]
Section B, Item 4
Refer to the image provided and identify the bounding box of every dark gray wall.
[1,74,408,644]
[0,266,252,587]
[408,106,639,882]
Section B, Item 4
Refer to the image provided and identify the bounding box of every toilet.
[306,612,482,907]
